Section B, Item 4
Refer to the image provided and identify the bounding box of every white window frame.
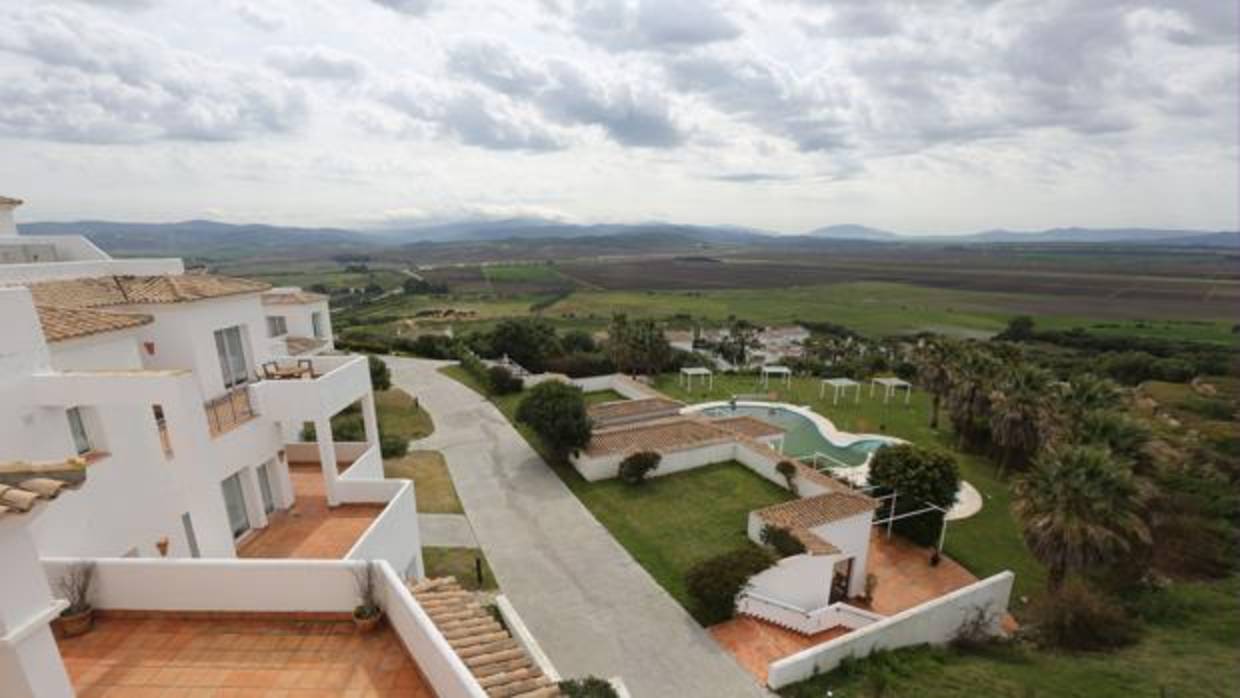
[66,406,92,455]
[214,325,250,389]
[266,316,288,338]
[311,311,325,339]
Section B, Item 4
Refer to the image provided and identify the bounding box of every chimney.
[0,196,22,237]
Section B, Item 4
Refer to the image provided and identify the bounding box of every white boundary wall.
[41,557,486,698]
[766,571,1015,689]
[344,481,424,579]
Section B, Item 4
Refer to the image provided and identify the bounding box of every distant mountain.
[379,218,774,245]
[967,227,1234,244]
[20,219,379,257]
[804,224,900,241]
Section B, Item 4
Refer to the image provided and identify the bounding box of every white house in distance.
[0,196,564,698]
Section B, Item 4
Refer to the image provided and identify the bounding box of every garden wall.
[765,571,1015,689]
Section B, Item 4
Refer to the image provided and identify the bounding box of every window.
[257,462,276,514]
[181,513,201,558]
[214,326,249,388]
[66,407,92,455]
[266,316,288,338]
[311,312,325,339]
[220,473,251,540]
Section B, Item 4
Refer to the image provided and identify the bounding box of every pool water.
[701,404,889,467]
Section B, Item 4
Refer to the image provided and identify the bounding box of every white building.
[0,197,563,698]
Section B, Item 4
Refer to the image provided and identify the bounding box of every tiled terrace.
[711,535,980,683]
[237,467,382,559]
[59,613,433,697]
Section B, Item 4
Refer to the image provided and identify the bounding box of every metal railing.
[205,385,258,437]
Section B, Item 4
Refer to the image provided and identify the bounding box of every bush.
[543,351,617,378]
[368,355,392,391]
[558,677,618,698]
[1028,581,1141,651]
[618,451,660,485]
[380,433,409,459]
[398,334,457,359]
[560,329,597,354]
[760,524,807,557]
[486,366,524,395]
[867,445,960,546]
[685,547,775,624]
[775,460,798,495]
[515,382,592,459]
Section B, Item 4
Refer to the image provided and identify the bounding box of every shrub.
[1028,581,1141,651]
[685,547,775,624]
[489,317,562,372]
[867,445,960,547]
[380,433,409,459]
[618,451,661,485]
[515,382,592,459]
[367,355,392,391]
[760,524,807,557]
[486,366,524,395]
[399,334,457,359]
[543,351,617,378]
[560,329,597,354]
[775,460,798,495]
[558,677,618,697]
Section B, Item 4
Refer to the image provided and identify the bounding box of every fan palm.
[989,364,1059,473]
[1013,445,1150,592]
[946,347,1000,450]
[916,339,956,431]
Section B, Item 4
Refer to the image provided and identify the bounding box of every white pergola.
[870,376,913,405]
[820,377,861,405]
[679,366,713,391]
[760,365,792,388]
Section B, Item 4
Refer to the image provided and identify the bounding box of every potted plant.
[352,562,382,634]
[53,561,96,638]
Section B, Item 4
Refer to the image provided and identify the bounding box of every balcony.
[237,462,383,559]
[204,385,257,437]
[250,355,371,424]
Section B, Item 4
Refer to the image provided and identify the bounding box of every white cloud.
[264,45,369,81]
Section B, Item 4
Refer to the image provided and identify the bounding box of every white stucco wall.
[810,512,873,597]
[766,571,1015,689]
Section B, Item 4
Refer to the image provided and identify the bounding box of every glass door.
[214,326,249,388]
[257,463,276,514]
[220,473,251,539]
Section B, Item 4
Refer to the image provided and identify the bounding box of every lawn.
[566,461,791,620]
[583,389,626,406]
[652,372,1047,602]
[385,450,461,514]
[779,577,1240,698]
[375,388,435,443]
[422,547,497,591]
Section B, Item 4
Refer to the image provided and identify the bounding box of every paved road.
[417,513,478,548]
[389,357,770,698]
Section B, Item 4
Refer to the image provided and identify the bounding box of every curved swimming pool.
[693,402,896,467]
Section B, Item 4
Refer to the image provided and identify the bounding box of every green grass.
[422,547,497,591]
[583,389,626,406]
[385,450,461,514]
[565,461,790,619]
[375,388,435,443]
[652,373,1047,602]
[779,577,1240,698]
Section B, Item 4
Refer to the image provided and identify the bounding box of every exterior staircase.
[409,577,561,698]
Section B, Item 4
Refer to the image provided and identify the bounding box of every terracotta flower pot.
[353,608,382,634]
[55,607,95,638]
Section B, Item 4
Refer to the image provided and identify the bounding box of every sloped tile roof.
[586,397,684,424]
[585,416,734,457]
[753,492,878,555]
[262,289,329,305]
[409,577,562,697]
[709,415,785,439]
[0,457,87,519]
[24,274,270,309]
[284,335,328,355]
[35,305,153,343]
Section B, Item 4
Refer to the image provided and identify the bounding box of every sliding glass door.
[220,473,251,539]
[214,326,249,388]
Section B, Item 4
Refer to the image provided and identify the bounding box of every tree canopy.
[515,381,592,458]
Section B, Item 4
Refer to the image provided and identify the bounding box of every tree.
[719,319,758,365]
[775,460,798,495]
[489,318,562,372]
[1063,373,1121,417]
[367,355,391,391]
[561,329,597,353]
[685,547,775,624]
[997,315,1036,341]
[988,364,1058,473]
[515,382,592,459]
[915,339,956,431]
[945,347,1001,451]
[486,365,523,395]
[618,451,661,485]
[867,444,960,547]
[606,314,672,375]
[1012,445,1150,592]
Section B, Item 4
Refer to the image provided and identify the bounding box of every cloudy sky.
[0,0,1236,234]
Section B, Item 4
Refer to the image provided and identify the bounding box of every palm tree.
[1064,373,1121,417]
[1012,445,1150,592]
[989,364,1059,473]
[916,339,956,431]
[946,347,1000,451]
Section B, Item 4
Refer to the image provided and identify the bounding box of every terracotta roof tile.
[23,274,270,309]
[35,305,153,343]
[284,336,328,355]
[754,492,878,555]
[0,457,87,519]
[587,397,684,425]
[585,416,734,457]
[709,415,785,439]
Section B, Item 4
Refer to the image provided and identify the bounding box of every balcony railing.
[205,385,258,437]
